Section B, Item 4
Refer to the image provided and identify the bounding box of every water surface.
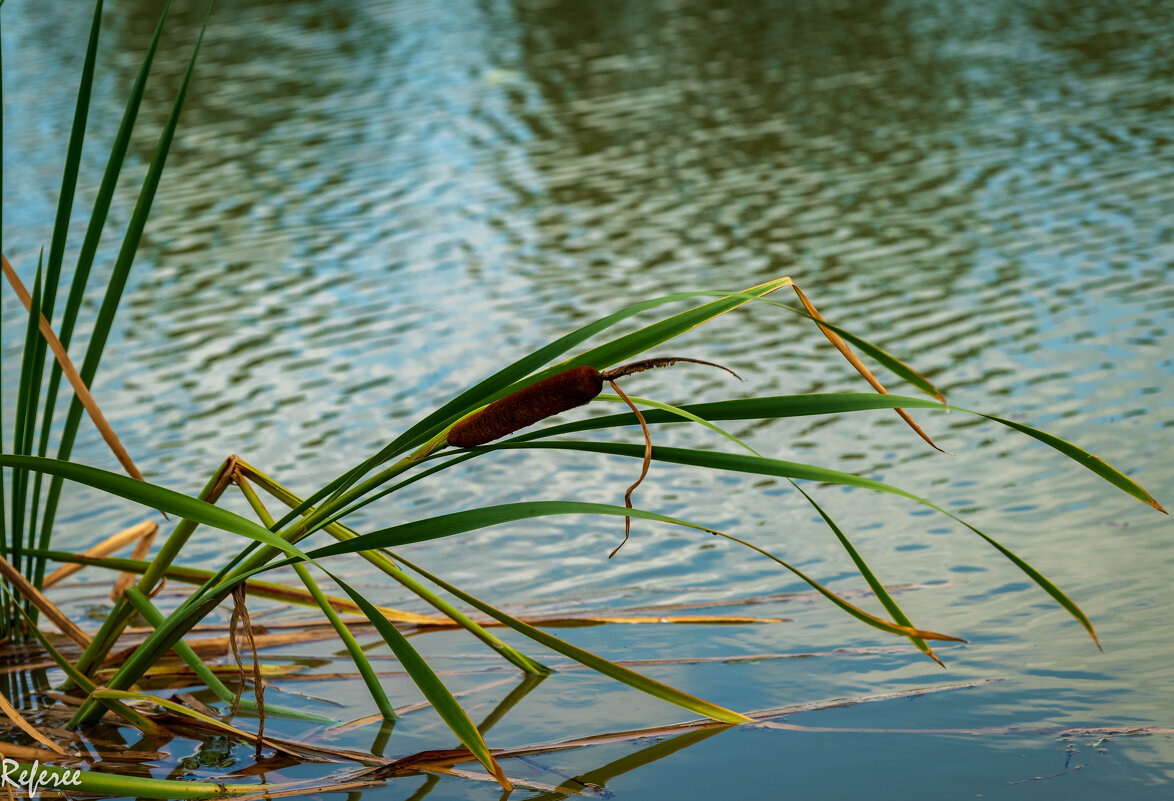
[2,0,1172,798]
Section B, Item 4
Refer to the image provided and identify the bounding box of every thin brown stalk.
[228,588,247,717]
[226,776,389,801]
[1,253,162,513]
[42,521,157,588]
[0,741,74,763]
[0,555,90,648]
[0,688,66,756]
[111,524,158,601]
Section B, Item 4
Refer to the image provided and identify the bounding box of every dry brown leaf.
[1,254,160,510]
[0,688,65,755]
[520,614,786,626]
[105,628,348,664]
[0,555,90,648]
[0,741,75,763]
[792,282,948,453]
[42,521,157,589]
[111,523,158,600]
[225,776,389,801]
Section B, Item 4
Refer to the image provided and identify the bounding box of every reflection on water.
[2,0,1171,797]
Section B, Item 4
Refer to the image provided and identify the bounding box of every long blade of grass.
[10,261,44,577]
[519,393,1163,511]
[973,411,1166,513]
[32,0,177,587]
[708,530,961,642]
[475,439,1102,646]
[388,553,753,725]
[1,256,151,492]
[0,455,310,563]
[198,502,720,619]
[304,501,719,559]
[0,759,295,799]
[517,392,935,439]
[325,570,512,790]
[785,482,942,664]
[36,0,104,411]
[236,473,395,722]
[593,393,943,664]
[24,0,106,575]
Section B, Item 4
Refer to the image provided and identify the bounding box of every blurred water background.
[2,0,1172,798]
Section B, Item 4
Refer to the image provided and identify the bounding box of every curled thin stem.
[608,380,652,559]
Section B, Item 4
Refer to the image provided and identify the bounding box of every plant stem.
[66,457,236,687]
[236,460,551,676]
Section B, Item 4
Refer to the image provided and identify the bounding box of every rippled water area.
[3,0,1172,798]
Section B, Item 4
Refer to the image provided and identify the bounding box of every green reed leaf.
[304,501,718,558]
[392,552,752,725]
[327,570,511,789]
[593,393,944,663]
[34,0,178,582]
[520,393,1163,511]
[0,455,307,563]
[475,439,1101,647]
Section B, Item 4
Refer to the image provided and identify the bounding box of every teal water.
[2,0,1171,798]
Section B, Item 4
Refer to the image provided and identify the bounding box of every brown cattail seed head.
[447,365,603,448]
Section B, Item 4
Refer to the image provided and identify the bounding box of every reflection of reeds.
[0,1,1167,797]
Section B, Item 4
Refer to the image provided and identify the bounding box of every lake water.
[2,1,1171,798]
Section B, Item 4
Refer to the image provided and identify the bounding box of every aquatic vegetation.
[0,2,1165,797]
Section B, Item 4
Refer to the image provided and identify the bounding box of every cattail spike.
[447,365,603,448]
[446,355,738,449]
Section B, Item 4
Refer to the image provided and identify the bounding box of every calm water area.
[2,1,1172,798]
